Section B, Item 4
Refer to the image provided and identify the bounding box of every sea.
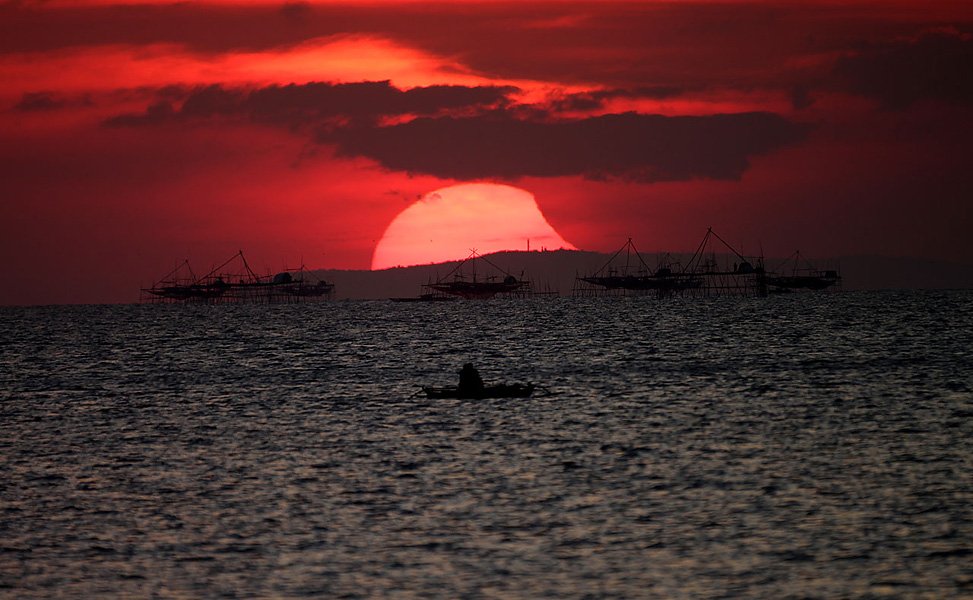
[1,290,971,599]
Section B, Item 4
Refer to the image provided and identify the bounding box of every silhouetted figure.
[458,363,484,393]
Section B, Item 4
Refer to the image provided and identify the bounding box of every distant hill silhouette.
[312,249,973,300]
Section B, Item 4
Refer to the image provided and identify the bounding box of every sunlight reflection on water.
[1,291,972,598]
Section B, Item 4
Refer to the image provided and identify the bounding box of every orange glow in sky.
[372,183,577,270]
[0,37,492,101]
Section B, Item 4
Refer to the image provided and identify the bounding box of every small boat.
[421,383,536,399]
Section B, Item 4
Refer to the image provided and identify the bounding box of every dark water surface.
[2,291,971,598]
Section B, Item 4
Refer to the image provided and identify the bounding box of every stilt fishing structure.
[573,237,701,297]
[420,250,535,299]
[760,250,842,292]
[575,228,840,297]
[681,227,766,297]
[141,251,334,304]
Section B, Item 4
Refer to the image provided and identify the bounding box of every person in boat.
[458,363,484,394]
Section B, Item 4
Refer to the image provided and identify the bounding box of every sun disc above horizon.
[372,183,576,270]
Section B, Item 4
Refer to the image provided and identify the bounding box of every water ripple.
[1,291,971,598]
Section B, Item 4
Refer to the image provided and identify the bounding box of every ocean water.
[1,290,971,599]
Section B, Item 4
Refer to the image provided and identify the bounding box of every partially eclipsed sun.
[372,183,576,270]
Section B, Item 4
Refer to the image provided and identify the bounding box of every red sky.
[2,0,972,304]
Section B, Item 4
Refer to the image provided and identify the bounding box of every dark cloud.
[104,101,177,127]
[603,86,687,100]
[179,85,243,119]
[320,111,809,183]
[13,91,91,111]
[246,81,515,127]
[104,81,517,128]
[791,84,815,111]
[103,80,806,184]
[830,28,973,109]
[14,91,66,111]
[537,86,688,114]
[278,2,312,23]
[102,78,806,183]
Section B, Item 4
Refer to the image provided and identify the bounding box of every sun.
[372,183,576,270]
